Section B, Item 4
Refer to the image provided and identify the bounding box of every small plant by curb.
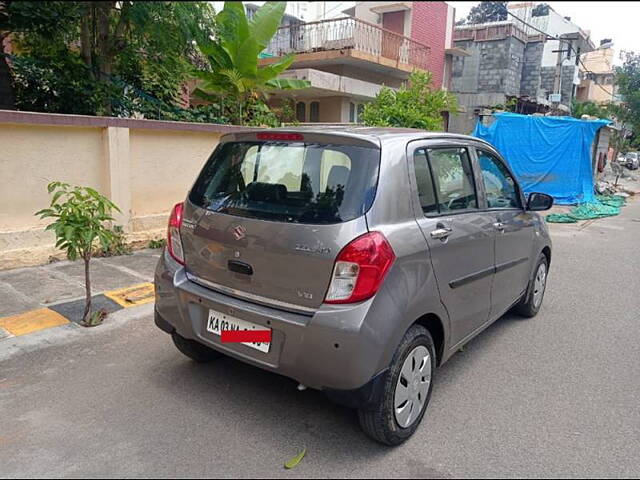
[148,238,166,249]
[81,309,107,327]
[36,182,121,326]
[94,225,132,257]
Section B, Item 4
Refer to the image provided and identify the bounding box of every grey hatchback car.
[154,127,553,445]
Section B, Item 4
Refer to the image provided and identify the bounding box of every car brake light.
[324,232,395,304]
[167,202,185,265]
[256,132,304,141]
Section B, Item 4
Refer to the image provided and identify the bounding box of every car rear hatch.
[180,131,380,313]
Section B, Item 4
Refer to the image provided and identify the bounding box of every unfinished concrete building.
[449,10,594,134]
[449,22,546,134]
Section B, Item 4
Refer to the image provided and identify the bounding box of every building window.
[310,101,320,122]
[349,102,355,123]
[296,102,306,122]
[357,104,364,122]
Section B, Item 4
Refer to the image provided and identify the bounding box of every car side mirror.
[527,192,554,211]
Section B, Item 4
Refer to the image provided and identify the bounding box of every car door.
[474,147,536,318]
[408,141,496,347]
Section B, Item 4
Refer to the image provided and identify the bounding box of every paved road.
[2,201,640,478]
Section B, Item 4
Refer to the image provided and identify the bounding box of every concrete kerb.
[0,249,159,349]
[0,281,154,333]
[0,302,154,362]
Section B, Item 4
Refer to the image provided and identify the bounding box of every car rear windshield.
[188,141,380,224]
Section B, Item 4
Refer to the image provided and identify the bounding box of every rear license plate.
[206,309,271,353]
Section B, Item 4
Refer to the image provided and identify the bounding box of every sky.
[448,1,640,64]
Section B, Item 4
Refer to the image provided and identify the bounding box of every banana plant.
[193,1,310,124]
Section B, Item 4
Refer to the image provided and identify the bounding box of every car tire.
[358,325,435,446]
[514,253,549,318]
[172,333,222,363]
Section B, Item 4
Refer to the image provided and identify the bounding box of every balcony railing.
[263,17,430,71]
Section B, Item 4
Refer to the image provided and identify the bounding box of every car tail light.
[167,202,185,265]
[324,232,395,304]
[256,132,304,141]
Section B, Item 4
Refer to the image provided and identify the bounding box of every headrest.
[245,182,288,202]
[326,165,350,191]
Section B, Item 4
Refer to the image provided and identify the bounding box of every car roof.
[221,126,491,149]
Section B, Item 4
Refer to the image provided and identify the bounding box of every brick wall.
[520,41,544,98]
[561,65,576,106]
[539,65,575,108]
[452,36,526,96]
[540,66,555,98]
[477,41,511,93]
[452,40,479,93]
[410,1,449,88]
[501,37,525,96]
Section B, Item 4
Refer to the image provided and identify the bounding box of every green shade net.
[546,195,627,223]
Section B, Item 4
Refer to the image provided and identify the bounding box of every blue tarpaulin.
[472,112,610,204]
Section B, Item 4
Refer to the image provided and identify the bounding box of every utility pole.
[551,34,578,110]
[552,41,564,99]
[552,46,564,111]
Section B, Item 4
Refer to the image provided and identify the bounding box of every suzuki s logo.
[232,225,246,240]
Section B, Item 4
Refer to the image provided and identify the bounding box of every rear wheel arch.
[541,246,551,267]
[413,313,445,366]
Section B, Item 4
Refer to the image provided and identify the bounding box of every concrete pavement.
[1,201,640,478]
[0,249,160,340]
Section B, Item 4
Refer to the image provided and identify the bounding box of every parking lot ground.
[1,200,639,478]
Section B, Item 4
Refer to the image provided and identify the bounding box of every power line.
[319,2,348,20]
[507,10,616,98]
[506,11,554,40]
[577,57,615,97]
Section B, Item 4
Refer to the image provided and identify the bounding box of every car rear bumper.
[154,249,387,393]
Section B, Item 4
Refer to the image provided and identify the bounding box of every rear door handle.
[430,227,452,240]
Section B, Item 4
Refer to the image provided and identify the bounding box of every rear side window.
[413,149,438,215]
[189,141,379,224]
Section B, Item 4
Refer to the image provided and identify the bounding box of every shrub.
[360,71,457,130]
[36,182,120,326]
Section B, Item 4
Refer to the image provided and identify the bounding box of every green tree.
[36,182,121,326]
[571,99,609,119]
[464,1,509,25]
[4,1,217,115]
[0,0,17,108]
[192,1,310,125]
[612,51,640,147]
[360,71,458,130]
[532,3,551,17]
